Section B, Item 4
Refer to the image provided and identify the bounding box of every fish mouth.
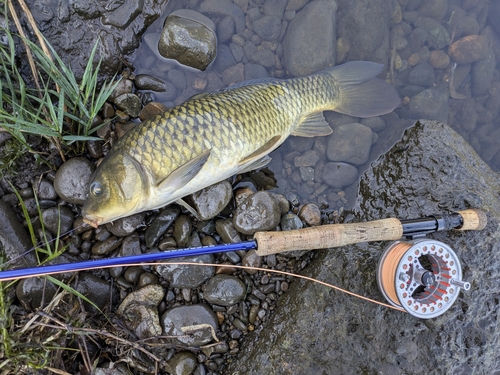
[82,214,103,229]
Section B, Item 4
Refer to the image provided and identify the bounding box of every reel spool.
[377,239,470,319]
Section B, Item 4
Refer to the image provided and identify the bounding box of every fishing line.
[1,223,86,267]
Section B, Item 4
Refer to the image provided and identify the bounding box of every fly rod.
[0,209,486,282]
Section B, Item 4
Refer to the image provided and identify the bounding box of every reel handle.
[255,218,403,256]
[254,209,487,256]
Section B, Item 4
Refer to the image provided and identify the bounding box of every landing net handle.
[254,209,486,256]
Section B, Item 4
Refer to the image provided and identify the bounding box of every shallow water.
[131,0,500,217]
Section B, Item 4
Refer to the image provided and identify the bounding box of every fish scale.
[82,61,400,227]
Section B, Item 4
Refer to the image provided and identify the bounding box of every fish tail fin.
[325,61,400,118]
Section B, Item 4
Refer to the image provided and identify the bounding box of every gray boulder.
[230,120,500,374]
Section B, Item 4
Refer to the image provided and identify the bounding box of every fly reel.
[377,239,470,319]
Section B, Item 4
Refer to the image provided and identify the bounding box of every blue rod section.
[0,240,257,281]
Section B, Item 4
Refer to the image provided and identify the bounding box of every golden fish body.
[82,61,400,227]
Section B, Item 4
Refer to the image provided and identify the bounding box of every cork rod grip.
[254,218,403,256]
[456,209,487,231]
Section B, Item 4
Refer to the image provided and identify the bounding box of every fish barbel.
[82,61,400,227]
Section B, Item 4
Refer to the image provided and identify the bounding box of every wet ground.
[1,0,500,374]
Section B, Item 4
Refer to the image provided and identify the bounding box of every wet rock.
[233,192,281,235]
[283,0,337,76]
[16,277,58,310]
[145,207,180,248]
[253,16,282,41]
[139,102,168,122]
[408,61,434,87]
[417,0,448,22]
[110,79,134,101]
[298,203,321,226]
[159,9,217,71]
[294,150,319,167]
[215,218,242,243]
[54,157,95,204]
[35,179,58,200]
[134,74,167,92]
[161,304,218,346]
[199,0,245,33]
[326,123,373,165]
[471,49,496,96]
[119,233,141,258]
[91,236,123,256]
[448,35,490,65]
[214,44,237,73]
[280,213,304,231]
[202,274,246,306]
[0,200,37,268]
[155,254,215,289]
[42,206,74,235]
[322,162,358,189]
[113,93,141,118]
[414,17,450,50]
[106,213,145,237]
[231,120,500,374]
[428,50,450,69]
[409,88,449,122]
[74,273,113,311]
[336,0,395,62]
[242,250,262,275]
[173,215,192,248]
[217,16,235,44]
[168,351,198,375]
[116,285,164,338]
[191,180,232,220]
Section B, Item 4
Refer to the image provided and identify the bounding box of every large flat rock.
[230,120,500,374]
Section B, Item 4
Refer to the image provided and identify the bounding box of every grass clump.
[0,0,119,169]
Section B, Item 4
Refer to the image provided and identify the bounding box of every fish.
[82,61,400,227]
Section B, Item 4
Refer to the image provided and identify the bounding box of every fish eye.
[90,181,102,196]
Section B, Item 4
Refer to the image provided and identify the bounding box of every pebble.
[233,191,281,235]
[322,162,358,189]
[0,200,37,268]
[161,304,218,346]
[41,206,74,235]
[215,218,242,243]
[155,254,215,288]
[139,102,168,121]
[294,150,319,167]
[158,9,217,71]
[409,88,449,122]
[173,214,192,248]
[199,0,246,33]
[109,79,133,101]
[408,61,434,87]
[144,207,180,248]
[253,16,282,41]
[280,213,303,231]
[471,49,496,96]
[298,203,321,226]
[53,157,95,204]
[74,273,113,311]
[191,180,233,220]
[202,274,247,306]
[242,249,262,275]
[134,74,167,92]
[16,277,57,310]
[91,236,123,256]
[326,123,373,165]
[116,285,164,338]
[413,17,450,50]
[448,35,490,65]
[35,179,58,200]
[113,93,141,118]
[168,351,198,375]
[282,0,337,76]
[428,50,450,69]
[106,213,145,237]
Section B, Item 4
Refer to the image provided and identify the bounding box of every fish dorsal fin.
[157,149,211,192]
[238,135,282,167]
[291,112,333,137]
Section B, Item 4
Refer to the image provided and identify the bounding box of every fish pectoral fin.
[238,135,282,169]
[157,149,211,192]
[238,155,272,174]
[176,198,200,220]
[291,112,333,137]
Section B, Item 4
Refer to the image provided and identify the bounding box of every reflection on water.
[131,0,500,214]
